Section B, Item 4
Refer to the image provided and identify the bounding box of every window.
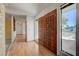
[61,4,76,55]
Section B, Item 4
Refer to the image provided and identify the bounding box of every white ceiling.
[5,3,61,16]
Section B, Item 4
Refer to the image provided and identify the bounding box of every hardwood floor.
[15,34,26,42]
[7,35,55,56]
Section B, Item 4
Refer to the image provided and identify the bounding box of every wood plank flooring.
[15,34,26,42]
[7,35,55,56]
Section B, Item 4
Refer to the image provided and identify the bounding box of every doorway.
[15,16,27,42]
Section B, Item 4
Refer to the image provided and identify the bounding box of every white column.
[0,4,5,56]
[11,16,16,43]
[27,16,35,41]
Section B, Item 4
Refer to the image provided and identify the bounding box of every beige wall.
[5,15,11,40]
[5,14,12,53]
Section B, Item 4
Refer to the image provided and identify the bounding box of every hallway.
[7,35,55,56]
[0,3,77,56]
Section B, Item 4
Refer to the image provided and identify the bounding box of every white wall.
[34,20,38,42]
[36,4,62,19]
[0,4,5,55]
[27,16,35,41]
[15,16,26,35]
[16,21,23,34]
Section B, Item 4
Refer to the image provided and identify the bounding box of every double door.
[39,9,57,55]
